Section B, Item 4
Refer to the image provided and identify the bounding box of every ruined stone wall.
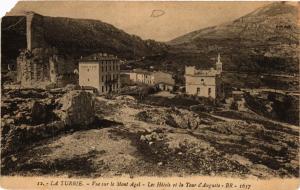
[16,13,52,87]
[16,48,77,88]
[49,54,78,88]
[17,49,53,87]
[50,55,77,75]
[15,13,78,88]
[17,50,50,87]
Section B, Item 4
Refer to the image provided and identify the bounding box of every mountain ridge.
[1,12,168,70]
[164,2,299,75]
[169,2,298,45]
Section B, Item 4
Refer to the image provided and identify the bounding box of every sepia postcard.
[0,1,299,189]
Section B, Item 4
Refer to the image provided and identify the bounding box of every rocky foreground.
[1,89,299,178]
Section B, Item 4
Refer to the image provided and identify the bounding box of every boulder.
[115,95,135,101]
[30,101,47,123]
[64,84,81,91]
[55,90,95,126]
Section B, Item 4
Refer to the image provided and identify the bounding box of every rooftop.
[79,53,119,62]
[129,69,153,75]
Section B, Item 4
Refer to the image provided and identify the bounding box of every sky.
[7,1,270,42]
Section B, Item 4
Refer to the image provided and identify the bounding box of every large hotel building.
[79,53,121,94]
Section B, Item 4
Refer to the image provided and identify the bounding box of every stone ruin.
[1,88,95,156]
[13,13,78,89]
[16,48,78,88]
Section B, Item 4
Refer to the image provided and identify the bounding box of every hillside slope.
[1,16,27,70]
[1,13,168,70]
[168,2,299,74]
[39,14,168,58]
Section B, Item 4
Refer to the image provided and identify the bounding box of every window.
[197,88,200,95]
[102,86,104,92]
[87,78,90,82]
[208,88,211,96]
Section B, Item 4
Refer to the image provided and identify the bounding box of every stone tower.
[216,53,222,73]
[25,12,47,50]
[26,12,34,50]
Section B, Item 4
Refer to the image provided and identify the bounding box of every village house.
[153,71,175,91]
[185,54,223,99]
[79,53,121,94]
[127,69,155,85]
[124,69,175,91]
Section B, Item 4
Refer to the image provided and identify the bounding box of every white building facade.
[79,53,120,94]
[127,69,155,85]
[185,54,223,99]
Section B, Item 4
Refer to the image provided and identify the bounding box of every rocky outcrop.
[1,88,96,156]
[30,101,48,123]
[55,90,95,126]
[136,107,215,129]
[2,121,65,156]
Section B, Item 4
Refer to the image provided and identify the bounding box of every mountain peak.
[170,2,298,44]
[243,2,297,18]
[168,2,299,74]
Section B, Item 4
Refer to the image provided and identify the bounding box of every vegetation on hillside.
[167,2,299,74]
